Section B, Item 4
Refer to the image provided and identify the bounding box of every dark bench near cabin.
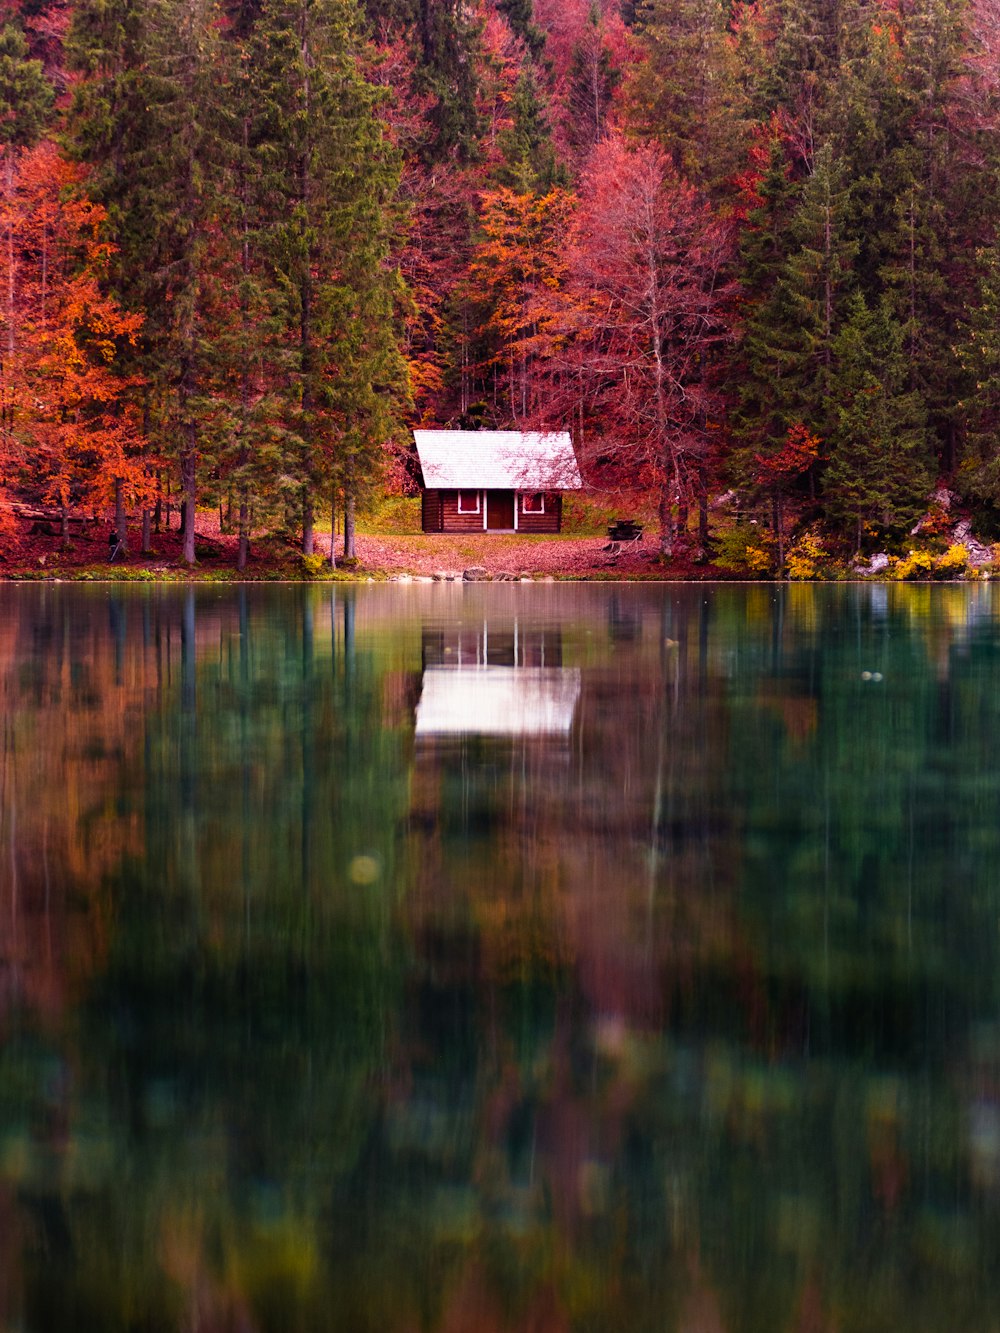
[607,519,644,543]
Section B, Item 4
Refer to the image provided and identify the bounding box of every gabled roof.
[413,430,583,491]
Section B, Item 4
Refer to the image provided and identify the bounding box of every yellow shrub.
[744,544,773,574]
[934,544,970,578]
[893,549,934,581]
[786,532,826,580]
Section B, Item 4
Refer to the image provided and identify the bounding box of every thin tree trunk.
[115,477,128,555]
[329,492,337,569]
[772,492,784,576]
[303,492,314,556]
[698,468,709,554]
[237,494,250,572]
[658,487,674,559]
[142,508,152,554]
[343,494,356,560]
[181,441,196,566]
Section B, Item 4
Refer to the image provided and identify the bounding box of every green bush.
[300,552,328,577]
[714,523,774,576]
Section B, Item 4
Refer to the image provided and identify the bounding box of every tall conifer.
[247,0,407,555]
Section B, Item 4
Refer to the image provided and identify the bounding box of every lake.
[2,580,1000,1332]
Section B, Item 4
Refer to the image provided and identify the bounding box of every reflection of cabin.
[415,623,580,738]
[422,623,563,670]
[414,430,583,534]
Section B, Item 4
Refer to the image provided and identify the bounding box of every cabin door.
[486,491,515,530]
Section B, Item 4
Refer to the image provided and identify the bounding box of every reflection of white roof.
[415,667,581,736]
[414,430,582,490]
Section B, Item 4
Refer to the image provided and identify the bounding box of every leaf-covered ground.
[0,514,723,579]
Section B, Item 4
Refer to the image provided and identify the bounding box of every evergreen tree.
[628,0,746,195]
[247,0,408,556]
[823,293,933,548]
[495,66,563,192]
[957,243,1000,517]
[0,21,53,149]
[734,142,856,473]
[837,1,970,474]
[68,0,231,561]
[497,0,545,58]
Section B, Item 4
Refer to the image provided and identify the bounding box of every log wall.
[421,490,563,534]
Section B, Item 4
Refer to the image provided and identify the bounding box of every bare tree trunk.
[658,487,674,559]
[237,495,250,572]
[302,491,314,556]
[329,492,337,569]
[142,508,152,554]
[343,494,356,560]
[697,464,710,554]
[773,492,784,576]
[181,442,196,566]
[115,477,128,555]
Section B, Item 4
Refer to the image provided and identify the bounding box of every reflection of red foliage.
[439,1261,570,1333]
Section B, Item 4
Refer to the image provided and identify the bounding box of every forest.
[4,0,1000,573]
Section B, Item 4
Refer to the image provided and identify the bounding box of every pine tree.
[247,0,407,556]
[627,0,747,196]
[823,293,933,548]
[495,66,563,192]
[734,142,856,480]
[68,0,231,561]
[957,243,1000,515]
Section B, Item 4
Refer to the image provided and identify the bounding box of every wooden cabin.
[414,429,583,534]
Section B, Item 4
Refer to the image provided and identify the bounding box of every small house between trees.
[414,430,583,534]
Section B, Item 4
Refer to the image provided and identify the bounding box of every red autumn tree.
[542,134,736,555]
[0,140,145,536]
[753,422,820,573]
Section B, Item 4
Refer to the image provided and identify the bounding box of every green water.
[3,580,1000,1332]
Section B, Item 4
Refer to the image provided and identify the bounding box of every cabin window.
[521,492,546,514]
[457,490,481,514]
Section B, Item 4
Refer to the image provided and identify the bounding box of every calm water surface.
[3,581,1000,1331]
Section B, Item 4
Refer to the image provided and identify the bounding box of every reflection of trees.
[5,585,1000,1329]
[0,588,148,1026]
[3,586,412,1331]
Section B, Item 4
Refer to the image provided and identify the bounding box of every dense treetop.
[3,0,1000,565]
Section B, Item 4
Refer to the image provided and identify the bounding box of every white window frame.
[521,491,546,515]
[457,489,481,514]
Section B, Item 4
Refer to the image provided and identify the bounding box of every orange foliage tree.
[467,186,574,423]
[0,139,145,533]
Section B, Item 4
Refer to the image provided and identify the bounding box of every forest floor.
[0,513,724,580]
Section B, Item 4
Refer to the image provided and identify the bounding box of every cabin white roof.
[415,667,582,737]
[414,430,582,491]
